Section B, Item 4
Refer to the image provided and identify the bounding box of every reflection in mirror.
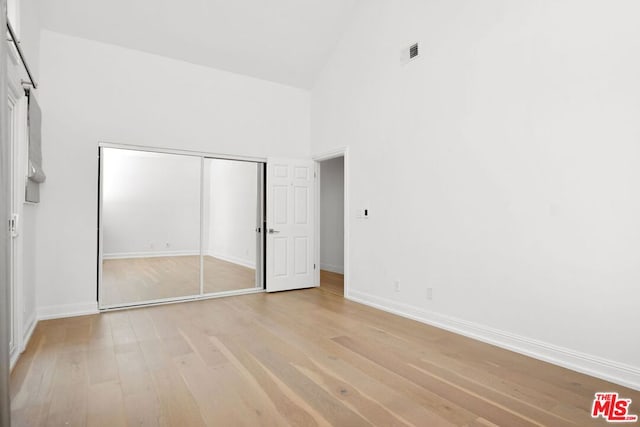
[203,158,260,294]
[101,148,201,307]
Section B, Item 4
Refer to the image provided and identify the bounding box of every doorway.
[317,155,345,297]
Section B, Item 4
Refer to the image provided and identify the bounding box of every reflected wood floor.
[102,256,256,306]
[11,289,638,426]
[319,270,344,296]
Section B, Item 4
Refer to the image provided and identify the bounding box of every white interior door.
[7,53,25,363]
[266,158,316,292]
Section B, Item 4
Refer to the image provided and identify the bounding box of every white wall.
[102,149,201,258]
[37,30,310,317]
[18,0,40,80]
[102,151,259,264]
[102,152,258,265]
[312,0,640,389]
[203,159,258,268]
[320,156,344,273]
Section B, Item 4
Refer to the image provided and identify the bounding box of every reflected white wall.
[102,148,201,258]
[203,159,258,268]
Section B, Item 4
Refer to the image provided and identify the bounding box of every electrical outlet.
[426,287,433,300]
[394,280,400,292]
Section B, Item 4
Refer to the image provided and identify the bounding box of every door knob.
[268,228,280,234]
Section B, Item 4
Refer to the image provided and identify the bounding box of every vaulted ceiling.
[39,0,360,88]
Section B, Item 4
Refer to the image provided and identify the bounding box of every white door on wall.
[266,158,316,292]
[7,54,25,363]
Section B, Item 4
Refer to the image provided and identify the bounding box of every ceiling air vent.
[409,43,419,59]
[401,42,421,65]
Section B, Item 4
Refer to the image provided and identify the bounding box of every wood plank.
[319,270,344,296]
[102,255,257,307]
[211,335,328,426]
[332,335,541,427]
[86,381,127,427]
[10,289,639,426]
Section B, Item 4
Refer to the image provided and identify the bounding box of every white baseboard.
[103,250,199,260]
[320,263,344,274]
[347,289,640,391]
[206,251,256,269]
[10,348,19,371]
[102,250,256,271]
[22,313,37,350]
[12,303,97,370]
[10,312,38,372]
[37,301,99,320]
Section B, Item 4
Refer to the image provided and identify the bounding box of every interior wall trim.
[21,313,37,352]
[10,313,38,371]
[102,250,257,267]
[102,250,200,260]
[205,251,256,269]
[347,289,640,392]
[98,141,267,163]
[312,146,349,295]
[37,301,99,321]
[319,263,344,274]
[99,288,264,312]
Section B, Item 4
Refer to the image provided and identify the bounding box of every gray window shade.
[26,90,45,203]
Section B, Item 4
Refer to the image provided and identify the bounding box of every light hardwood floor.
[10,289,639,426]
[102,256,257,306]
[319,270,344,296]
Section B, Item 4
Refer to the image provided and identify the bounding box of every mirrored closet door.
[99,146,264,309]
[202,158,262,295]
